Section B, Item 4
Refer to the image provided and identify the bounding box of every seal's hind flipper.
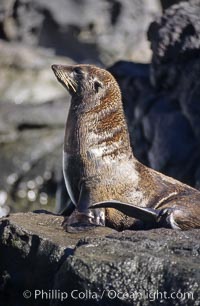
[90,201,159,223]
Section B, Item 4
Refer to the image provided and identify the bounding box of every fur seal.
[51,64,200,231]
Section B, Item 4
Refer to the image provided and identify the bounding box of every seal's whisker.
[67,78,77,92]
[65,81,70,90]
[67,76,76,86]
[62,75,70,90]
[57,71,63,80]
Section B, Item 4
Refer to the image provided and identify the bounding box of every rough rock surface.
[148,0,200,88]
[148,0,200,188]
[0,211,199,306]
[0,0,161,65]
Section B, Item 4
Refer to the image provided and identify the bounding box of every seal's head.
[51,64,121,104]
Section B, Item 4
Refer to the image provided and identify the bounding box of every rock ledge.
[0,211,199,305]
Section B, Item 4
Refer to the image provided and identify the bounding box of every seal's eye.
[74,67,81,74]
[94,81,102,93]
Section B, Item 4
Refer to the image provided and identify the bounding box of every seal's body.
[52,64,200,231]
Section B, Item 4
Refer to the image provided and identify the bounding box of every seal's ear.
[94,80,102,93]
[89,201,159,223]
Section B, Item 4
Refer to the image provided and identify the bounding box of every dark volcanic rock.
[149,0,200,61]
[0,211,115,306]
[148,0,200,89]
[109,1,200,189]
[0,212,199,306]
[109,60,199,186]
[145,105,197,171]
[147,0,200,187]
[54,231,200,306]
[160,1,187,11]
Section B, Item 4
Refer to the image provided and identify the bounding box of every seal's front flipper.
[62,210,100,233]
[89,201,159,224]
[63,185,105,233]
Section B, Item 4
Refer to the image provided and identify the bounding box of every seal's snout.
[51,64,68,74]
[51,64,72,72]
[51,64,62,73]
[51,64,77,93]
[51,64,56,71]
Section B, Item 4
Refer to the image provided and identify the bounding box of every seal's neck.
[69,94,134,160]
